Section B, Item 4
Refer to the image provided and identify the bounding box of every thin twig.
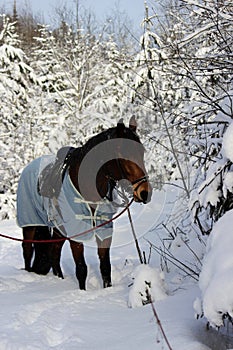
[127,206,144,264]
[145,240,199,281]
[126,189,172,348]
[146,289,173,350]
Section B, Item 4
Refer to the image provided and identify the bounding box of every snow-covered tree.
[179,0,233,233]
[131,0,232,234]
[131,3,191,195]
[0,15,37,217]
[0,15,35,128]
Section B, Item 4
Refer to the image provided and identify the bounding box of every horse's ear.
[117,118,125,137]
[129,115,137,132]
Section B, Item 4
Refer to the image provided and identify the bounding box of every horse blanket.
[17,154,117,242]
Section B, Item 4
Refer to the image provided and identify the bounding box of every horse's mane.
[68,124,141,167]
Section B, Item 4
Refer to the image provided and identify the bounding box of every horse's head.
[74,116,152,204]
[110,116,152,204]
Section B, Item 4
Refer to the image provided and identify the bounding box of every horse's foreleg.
[22,226,36,271]
[51,229,65,279]
[97,237,112,288]
[69,240,87,290]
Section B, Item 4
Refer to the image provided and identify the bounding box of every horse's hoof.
[31,266,51,275]
[24,267,32,272]
[52,267,64,279]
[103,281,112,288]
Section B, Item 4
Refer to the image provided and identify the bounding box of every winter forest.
[0,0,233,349]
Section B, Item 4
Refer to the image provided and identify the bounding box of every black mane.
[69,124,141,166]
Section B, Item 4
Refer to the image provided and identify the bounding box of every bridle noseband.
[132,175,149,192]
[104,157,149,203]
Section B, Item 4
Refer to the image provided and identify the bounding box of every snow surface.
[128,264,167,308]
[0,191,233,349]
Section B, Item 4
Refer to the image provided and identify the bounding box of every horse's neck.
[69,163,108,204]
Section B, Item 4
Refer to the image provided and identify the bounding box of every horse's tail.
[31,226,52,275]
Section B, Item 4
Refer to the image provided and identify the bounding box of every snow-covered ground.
[0,191,233,349]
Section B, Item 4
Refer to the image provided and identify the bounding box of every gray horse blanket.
[17,155,116,242]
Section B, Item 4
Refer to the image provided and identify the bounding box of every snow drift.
[195,209,233,327]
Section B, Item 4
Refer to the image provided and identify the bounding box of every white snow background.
[1,186,233,349]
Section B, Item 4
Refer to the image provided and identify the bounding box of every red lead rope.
[0,199,134,244]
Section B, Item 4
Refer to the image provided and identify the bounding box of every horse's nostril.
[140,190,151,203]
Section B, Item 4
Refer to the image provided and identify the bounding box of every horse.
[16,117,152,290]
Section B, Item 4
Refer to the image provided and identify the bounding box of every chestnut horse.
[17,117,152,290]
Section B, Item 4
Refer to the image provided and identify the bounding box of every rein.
[0,199,134,244]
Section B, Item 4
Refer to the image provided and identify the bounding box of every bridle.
[104,156,149,204]
[132,175,149,192]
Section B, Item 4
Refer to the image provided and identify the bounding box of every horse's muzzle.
[140,190,152,204]
[134,189,152,204]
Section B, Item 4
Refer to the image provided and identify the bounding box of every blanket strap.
[75,214,109,221]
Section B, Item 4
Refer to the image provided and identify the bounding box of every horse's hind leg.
[22,226,36,271]
[51,228,65,279]
[69,240,87,290]
[97,237,112,288]
[32,226,52,275]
